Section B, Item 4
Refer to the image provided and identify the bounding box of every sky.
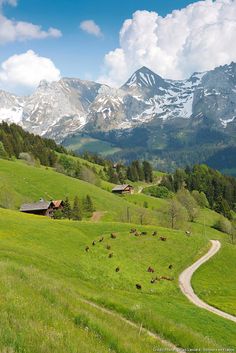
[0,0,236,94]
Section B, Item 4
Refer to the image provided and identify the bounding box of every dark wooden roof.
[20,199,53,212]
[112,184,132,192]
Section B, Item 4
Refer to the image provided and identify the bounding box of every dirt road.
[179,240,236,323]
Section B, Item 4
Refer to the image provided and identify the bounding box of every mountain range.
[1,62,236,173]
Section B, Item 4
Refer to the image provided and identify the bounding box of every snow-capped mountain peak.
[122,66,168,90]
[0,62,236,141]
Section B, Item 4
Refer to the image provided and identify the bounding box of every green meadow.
[0,158,236,352]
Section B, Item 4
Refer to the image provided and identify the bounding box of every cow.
[134,232,140,237]
[111,233,117,239]
[106,244,111,250]
[99,237,104,242]
[130,228,137,233]
[185,231,191,237]
[147,266,155,273]
[160,236,167,241]
[141,231,147,236]
[152,231,157,236]
[160,276,174,281]
[150,277,159,284]
[136,284,142,290]
[115,267,120,272]
[168,264,173,270]
[92,241,96,246]
[108,253,113,258]
[85,246,90,252]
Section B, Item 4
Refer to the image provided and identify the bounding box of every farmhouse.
[112,184,134,195]
[20,199,64,217]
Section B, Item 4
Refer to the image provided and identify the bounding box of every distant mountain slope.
[1,62,236,172]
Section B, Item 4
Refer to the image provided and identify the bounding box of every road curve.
[179,240,236,323]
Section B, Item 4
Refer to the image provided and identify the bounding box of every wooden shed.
[112,184,134,195]
[20,199,55,217]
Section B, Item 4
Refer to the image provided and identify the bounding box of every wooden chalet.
[20,199,64,217]
[112,184,134,195]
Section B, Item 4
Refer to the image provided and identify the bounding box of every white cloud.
[80,20,102,37]
[0,0,62,44]
[99,0,236,86]
[0,14,62,44]
[0,50,61,94]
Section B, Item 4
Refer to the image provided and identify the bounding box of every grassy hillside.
[0,208,235,352]
[0,159,157,223]
[192,241,236,316]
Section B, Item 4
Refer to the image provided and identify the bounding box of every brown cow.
[130,228,137,233]
[147,266,155,273]
[115,267,120,272]
[152,231,157,236]
[111,233,117,239]
[85,246,90,252]
[160,236,167,241]
[92,241,96,246]
[99,237,104,242]
[108,252,113,258]
[168,264,173,269]
[136,284,142,290]
[160,276,174,281]
[106,244,111,250]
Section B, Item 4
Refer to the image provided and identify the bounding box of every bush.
[214,216,233,235]
[143,185,171,199]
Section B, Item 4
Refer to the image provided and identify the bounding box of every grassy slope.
[0,208,235,352]
[0,159,156,223]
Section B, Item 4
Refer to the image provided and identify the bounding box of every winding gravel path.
[179,240,236,323]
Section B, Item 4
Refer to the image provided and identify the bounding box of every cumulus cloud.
[0,50,61,94]
[80,20,102,37]
[0,15,62,44]
[99,0,236,86]
[0,0,62,44]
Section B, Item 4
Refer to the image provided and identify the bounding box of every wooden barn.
[112,184,134,195]
[20,199,64,217]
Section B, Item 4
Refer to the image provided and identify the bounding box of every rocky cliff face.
[1,63,236,142]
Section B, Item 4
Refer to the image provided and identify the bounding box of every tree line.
[161,164,236,219]
[0,122,66,166]
[54,195,94,220]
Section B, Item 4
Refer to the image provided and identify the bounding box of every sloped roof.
[112,184,132,191]
[20,200,53,212]
[52,200,63,208]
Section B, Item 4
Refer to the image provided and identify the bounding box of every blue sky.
[1,0,200,80]
[1,0,236,94]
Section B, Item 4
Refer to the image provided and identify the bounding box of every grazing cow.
[134,232,140,237]
[111,233,116,239]
[106,244,111,250]
[136,284,142,290]
[168,264,173,270]
[92,241,96,246]
[152,231,157,236]
[147,266,155,273]
[185,231,191,236]
[160,236,167,241]
[141,231,147,236]
[99,237,104,242]
[150,277,158,284]
[85,246,90,252]
[115,267,120,272]
[130,228,137,233]
[160,276,174,281]
[108,252,113,258]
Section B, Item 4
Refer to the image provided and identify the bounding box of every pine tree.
[83,195,94,213]
[63,197,72,220]
[0,141,8,159]
[72,195,82,221]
